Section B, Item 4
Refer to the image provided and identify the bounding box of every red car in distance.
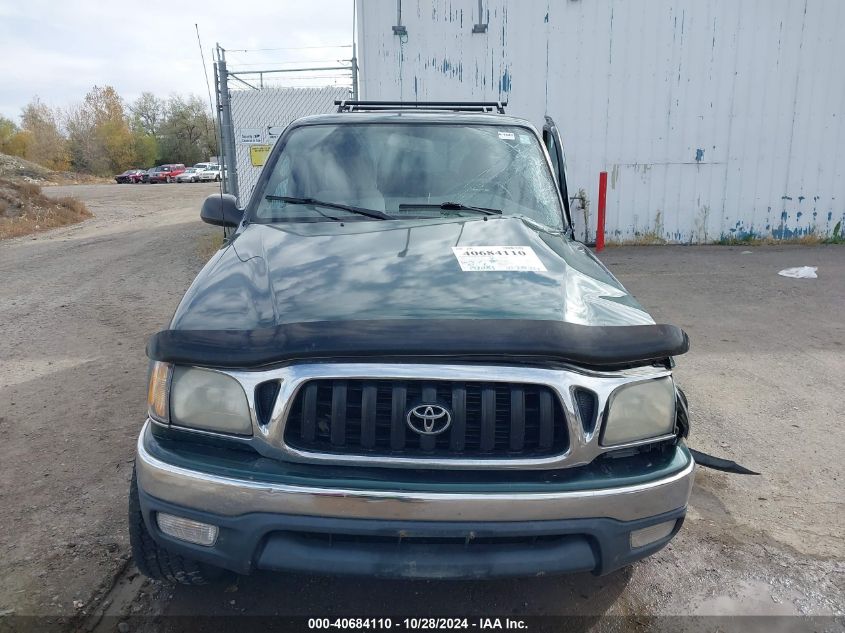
[148,164,187,183]
[115,169,146,184]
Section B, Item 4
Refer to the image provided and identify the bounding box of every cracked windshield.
[253,123,564,228]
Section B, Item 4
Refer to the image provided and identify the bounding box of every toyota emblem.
[406,404,452,435]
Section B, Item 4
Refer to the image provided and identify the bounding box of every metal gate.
[214,46,357,204]
[228,86,350,203]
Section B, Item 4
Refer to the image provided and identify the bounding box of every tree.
[158,95,217,165]
[13,87,216,174]
[130,92,165,137]
[20,98,69,170]
[65,101,101,174]
[129,130,158,168]
[127,92,162,168]
[0,116,29,157]
[66,85,134,175]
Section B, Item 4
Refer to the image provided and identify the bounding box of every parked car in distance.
[148,164,186,184]
[176,168,203,183]
[196,165,222,182]
[141,168,156,184]
[131,169,149,183]
[193,162,218,172]
[132,102,694,585]
[146,167,164,183]
[115,169,146,184]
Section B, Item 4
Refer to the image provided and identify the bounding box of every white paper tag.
[452,246,547,272]
[498,131,516,140]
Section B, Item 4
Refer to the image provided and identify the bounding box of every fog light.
[157,512,218,546]
[630,520,676,549]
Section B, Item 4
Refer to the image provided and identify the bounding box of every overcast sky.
[0,0,355,120]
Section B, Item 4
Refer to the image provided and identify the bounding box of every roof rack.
[335,100,507,114]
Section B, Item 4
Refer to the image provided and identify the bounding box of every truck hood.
[170,217,654,330]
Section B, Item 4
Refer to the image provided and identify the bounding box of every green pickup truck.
[130,101,694,584]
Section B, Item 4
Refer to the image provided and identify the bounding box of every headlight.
[169,366,252,435]
[601,377,676,446]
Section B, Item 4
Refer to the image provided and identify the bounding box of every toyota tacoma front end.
[129,102,695,583]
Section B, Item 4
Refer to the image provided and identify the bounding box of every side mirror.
[201,194,243,228]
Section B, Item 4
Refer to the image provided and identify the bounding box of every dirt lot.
[0,183,221,629]
[0,183,842,632]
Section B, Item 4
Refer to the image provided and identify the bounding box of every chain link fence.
[214,48,356,205]
[228,86,350,203]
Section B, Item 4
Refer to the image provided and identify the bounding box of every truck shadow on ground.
[157,567,632,629]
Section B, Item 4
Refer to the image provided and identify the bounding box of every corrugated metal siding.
[357,0,845,242]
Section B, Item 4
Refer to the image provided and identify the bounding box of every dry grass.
[716,234,839,246]
[0,178,92,239]
[197,230,225,260]
[618,232,668,246]
[604,232,843,247]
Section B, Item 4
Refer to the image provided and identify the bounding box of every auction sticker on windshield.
[452,246,547,272]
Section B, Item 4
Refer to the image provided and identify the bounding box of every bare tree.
[20,97,69,170]
[130,92,165,137]
[158,96,216,165]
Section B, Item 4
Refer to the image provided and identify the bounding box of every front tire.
[128,466,221,585]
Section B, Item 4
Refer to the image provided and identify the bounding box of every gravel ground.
[0,184,842,632]
[0,183,221,630]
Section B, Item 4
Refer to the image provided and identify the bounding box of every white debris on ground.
[778,266,818,279]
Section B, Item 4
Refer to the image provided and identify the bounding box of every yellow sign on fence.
[249,144,271,167]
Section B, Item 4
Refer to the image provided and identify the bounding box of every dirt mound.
[0,152,51,181]
[0,152,109,185]
[0,177,92,239]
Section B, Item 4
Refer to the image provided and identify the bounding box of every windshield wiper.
[398,202,502,216]
[265,195,393,220]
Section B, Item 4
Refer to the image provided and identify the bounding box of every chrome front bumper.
[135,421,696,523]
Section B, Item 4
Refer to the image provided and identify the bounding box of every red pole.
[596,171,608,251]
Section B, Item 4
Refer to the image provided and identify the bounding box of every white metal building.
[356,0,845,243]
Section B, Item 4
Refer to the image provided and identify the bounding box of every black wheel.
[215,175,221,182]
[128,466,223,585]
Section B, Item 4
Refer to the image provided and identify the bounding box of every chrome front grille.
[175,362,674,470]
[284,379,569,458]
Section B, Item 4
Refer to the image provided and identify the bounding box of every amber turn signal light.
[147,361,171,421]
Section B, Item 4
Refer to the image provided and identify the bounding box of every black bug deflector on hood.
[146,319,689,370]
